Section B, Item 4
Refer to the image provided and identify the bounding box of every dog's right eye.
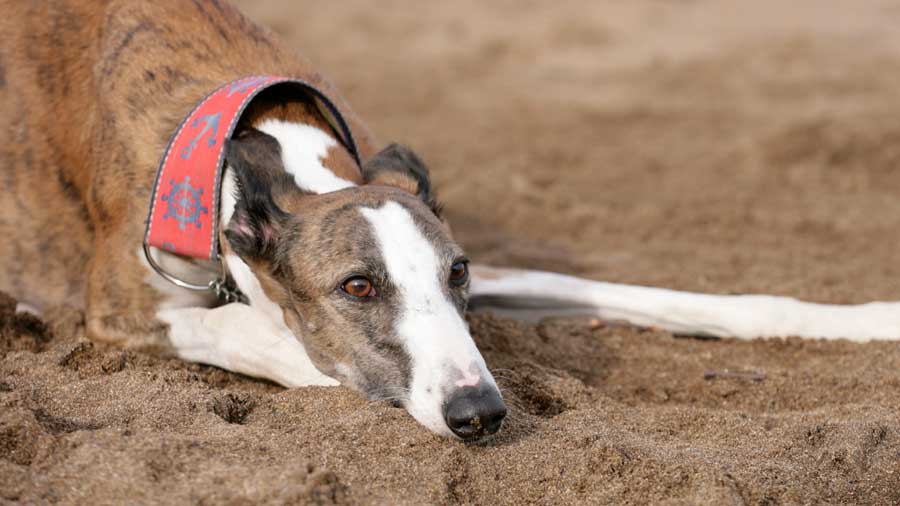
[448,260,469,287]
[341,276,377,299]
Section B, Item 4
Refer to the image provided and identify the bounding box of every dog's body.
[2,0,898,439]
[1,0,380,384]
[0,0,373,323]
[1,0,510,439]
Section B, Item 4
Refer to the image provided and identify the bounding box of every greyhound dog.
[2,0,898,440]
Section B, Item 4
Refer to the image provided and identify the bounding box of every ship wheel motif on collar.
[161,176,209,230]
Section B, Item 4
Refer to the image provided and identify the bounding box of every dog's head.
[222,128,505,439]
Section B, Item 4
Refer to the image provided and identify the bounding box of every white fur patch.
[221,168,240,228]
[360,201,497,437]
[160,302,338,388]
[152,246,338,387]
[256,119,355,194]
[222,253,286,325]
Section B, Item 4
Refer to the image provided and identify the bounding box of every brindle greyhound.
[2,0,899,440]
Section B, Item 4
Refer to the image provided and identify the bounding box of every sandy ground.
[3,0,900,504]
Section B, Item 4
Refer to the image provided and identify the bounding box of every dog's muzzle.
[442,385,507,439]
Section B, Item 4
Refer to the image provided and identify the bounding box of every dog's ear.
[223,129,293,261]
[362,143,441,216]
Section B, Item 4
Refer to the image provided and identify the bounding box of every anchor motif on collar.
[179,112,221,160]
[227,76,269,97]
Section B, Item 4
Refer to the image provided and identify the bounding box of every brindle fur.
[221,129,462,395]
[0,0,396,352]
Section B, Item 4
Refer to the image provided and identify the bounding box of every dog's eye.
[341,276,377,298]
[449,261,469,286]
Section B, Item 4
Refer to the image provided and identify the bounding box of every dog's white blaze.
[256,119,355,194]
[360,201,496,436]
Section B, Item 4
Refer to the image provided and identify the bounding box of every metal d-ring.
[142,242,227,293]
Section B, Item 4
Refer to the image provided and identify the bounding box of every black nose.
[443,386,507,439]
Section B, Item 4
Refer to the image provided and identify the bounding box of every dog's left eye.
[449,261,469,286]
[341,276,377,299]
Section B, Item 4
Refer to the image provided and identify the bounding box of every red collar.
[143,75,359,294]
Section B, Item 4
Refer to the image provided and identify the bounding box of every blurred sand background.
[3,0,900,504]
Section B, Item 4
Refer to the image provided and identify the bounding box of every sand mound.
[2,297,899,504]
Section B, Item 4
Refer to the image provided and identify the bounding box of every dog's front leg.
[159,303,339,387]
[469,265,900,341]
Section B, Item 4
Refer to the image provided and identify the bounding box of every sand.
[3,0,900,504]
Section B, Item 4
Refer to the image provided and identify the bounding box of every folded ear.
[362,143,441,216]
[223,129,294,261]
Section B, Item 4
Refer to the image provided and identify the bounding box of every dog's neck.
[213,109,352,380]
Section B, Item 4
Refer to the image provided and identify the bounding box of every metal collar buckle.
[142,243,248,304]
